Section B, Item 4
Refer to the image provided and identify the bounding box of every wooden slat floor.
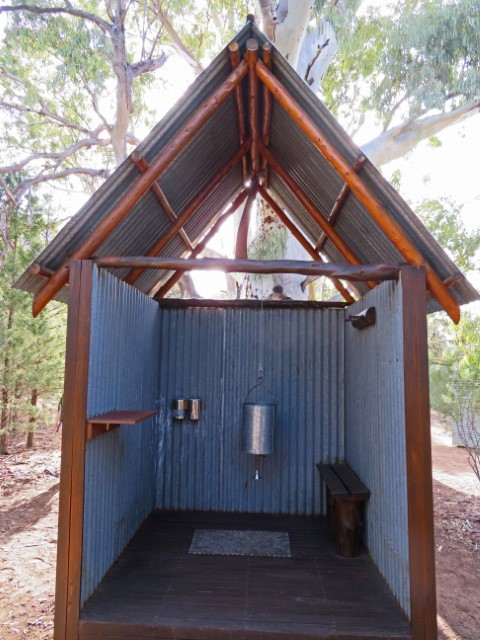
[79,511,412,640]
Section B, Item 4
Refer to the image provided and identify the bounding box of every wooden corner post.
[54,260,93,640]
[401,266,437,640]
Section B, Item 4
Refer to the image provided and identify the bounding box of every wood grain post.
[54,260,92,640]
[246,38,260,179]
[401,266,437,640]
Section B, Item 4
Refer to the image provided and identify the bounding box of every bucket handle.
[243,372,276,404]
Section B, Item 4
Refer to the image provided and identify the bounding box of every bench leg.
[334,500,362,558]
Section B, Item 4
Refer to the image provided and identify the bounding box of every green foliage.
[249,225,288,261]
[0,189,66,445]
[322,0,480,130]
[416,197,480,271]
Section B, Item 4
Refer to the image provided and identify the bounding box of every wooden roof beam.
[31,59,248,317]
[257,185,355,303]
[259,142,375,289]
[261,42,273,188]
[229,42,248,182]
[315,155,366,253]
[124,139,251,285]
[246,38,260,181]
[94,256,401,282]
[153,189,251,299]
[131,151,193,251]
[256,58,460,323]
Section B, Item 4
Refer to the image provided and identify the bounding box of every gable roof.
[15,20,478,320]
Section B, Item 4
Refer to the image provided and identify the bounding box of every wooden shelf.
[86,410,156,440]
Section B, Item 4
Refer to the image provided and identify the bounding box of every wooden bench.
[317,463,370,558]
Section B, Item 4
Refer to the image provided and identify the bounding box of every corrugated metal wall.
[81,268,160,605]
[344,281,410,617]
[156,306,344,514]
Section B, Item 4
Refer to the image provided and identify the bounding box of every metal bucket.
[242,402,275,455]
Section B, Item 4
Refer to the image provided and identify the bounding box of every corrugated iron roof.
[15,21,478,313]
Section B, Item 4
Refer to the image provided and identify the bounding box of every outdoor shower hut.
[16,20,479,640]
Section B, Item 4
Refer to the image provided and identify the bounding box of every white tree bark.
[362,101,480,167]
[257,0,314,69]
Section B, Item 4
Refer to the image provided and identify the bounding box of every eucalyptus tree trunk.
[255,1,340,299]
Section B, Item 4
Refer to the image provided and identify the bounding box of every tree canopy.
[0,0,479,446]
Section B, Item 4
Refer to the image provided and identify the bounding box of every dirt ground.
[1,415,479,639]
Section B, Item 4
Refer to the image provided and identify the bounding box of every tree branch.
[14,167,109,194]
[0,4,111,34]
[0,175,17,206]
[130,52,168,77]
[152,2,203,74]
[363,100,480,166]
[0,137,110,174]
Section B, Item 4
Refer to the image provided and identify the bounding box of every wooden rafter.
[94,256,401,281]
[131,151,193,251]
[255,58,460,323]
[257,186,355,303]
[153,189,250,299]
[246,38,260,179]
[124,140,251,285]
[261,42,273,188]
[31,60,248,317]
[258,142,375,289]
[229,42,248,182]
[315,156,366,252]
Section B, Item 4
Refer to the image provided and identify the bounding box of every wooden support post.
[257,186,355,303]
[131,151,193,251]
[261,42,273,188]
[94,256,401,281]
[401,266,437,640]
[259,142,373,289]
[256,58,460,323]
[153,189,250,299]
[124,140,251,285]
[235,184,257,259]
[54,260,92,640]
[31,60,248,317]
[246,38,260,180]
[315,156,366,252]
[229,42,248,183]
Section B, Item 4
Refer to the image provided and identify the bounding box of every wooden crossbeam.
[257,186,355,303]
[31,60,248,317]
[124,140,251,285]
[315,156,366,252]
[153,189,251,299]
[229,42,248,182]
[94,256,401,282]
[255,58,460,323]
[131,152,193,251]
